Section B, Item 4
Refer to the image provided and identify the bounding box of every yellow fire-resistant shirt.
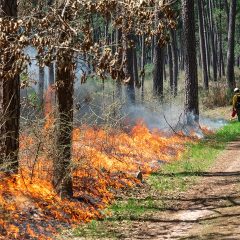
[233,93,240,109]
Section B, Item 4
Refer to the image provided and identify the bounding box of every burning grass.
[64,121,240,240]
[0,113,196,239]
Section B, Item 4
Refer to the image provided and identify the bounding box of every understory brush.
[201,84,230,109]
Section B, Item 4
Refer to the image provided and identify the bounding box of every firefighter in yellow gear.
[233,88,240,122]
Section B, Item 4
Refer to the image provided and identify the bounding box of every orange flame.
[1,111,198,239]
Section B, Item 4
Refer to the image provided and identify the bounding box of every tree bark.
[151,37,155,64]
[141,34,146,102]
[153,2,164,98]
[122,27,135,103]
[170,29,178,97]
[104,18,109,45]
[198,0,209,90]
[168,44,174,94]
[203,7,211,80]
[208,0,218,81]
[220,0,226,77]
[53,53,74,198]
[224,0,230,25]
[115,26,123,100]
[163,51,167,82]
[153,41,164,97]
[38,66,45,108]
[179,32,185,71]
[48,63,55,86]
[182,0,199,124]
[133,45,140,87]
[226,0,237,91]
[0,0,20,173]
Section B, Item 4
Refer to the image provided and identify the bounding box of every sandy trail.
[122,139,240,240]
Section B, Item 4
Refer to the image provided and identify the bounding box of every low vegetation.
[63,121,240,239]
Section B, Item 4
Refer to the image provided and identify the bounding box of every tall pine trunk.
[0,0,20,173]
[226,0,237,91]
[38,66,45,108]
[182,0,199,124]
[203,8,211,80]
[153,2,164,98]
[48,63,55,86]
[218,0,225,78]
[53,53,74,198]
[133,45,139,87]
[208,0,218,81]
[122,28,135,103]
[168,44,174,94]
[115,26,123,100]
[141,34,146,101]
[198,0,209,90]
[170,30,178,97]
[153,41,164,97]
[224,0,230,25]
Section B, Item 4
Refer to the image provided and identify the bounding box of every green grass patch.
[62,220,118,239]
[108,197,164,221]
[63,121,240,239]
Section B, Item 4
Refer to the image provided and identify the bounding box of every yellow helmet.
[234,88,239,93]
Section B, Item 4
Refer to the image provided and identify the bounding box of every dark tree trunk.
[47,0,56,87]
[218,0,225,77]
[237,56,240,67]
[226,0,237,91]
[53,53,74,198]
[47,63,55,114]
[153,2,164,98]
[153,42,164,97]
[198,0,209,90]
[115,27,123,99]
[48,63,55,86]
[208,0,218,81]
[0,0,20,173]
[39,66,45,108]
[182,0,199,123]
[202,6,211,80]
[170,30,178,97]
[133,46,140,87]
[104,18,109,45]
[122,27,135,103]
[141,34,146,101]
[163,51,167,82]
[168,44,174,94]
[211,0,220,79]
[179,33,185,71]
[151,37,155,64]
[224,0,230,25]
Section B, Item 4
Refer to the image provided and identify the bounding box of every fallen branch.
[163,114,182,137]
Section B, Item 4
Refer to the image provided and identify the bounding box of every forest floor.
[60,133,240,240]
[107,138,240,240]
[59,107,240,240]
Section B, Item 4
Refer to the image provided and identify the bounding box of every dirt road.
[119,139,240,240]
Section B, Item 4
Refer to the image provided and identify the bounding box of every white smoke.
[125,104,227,138]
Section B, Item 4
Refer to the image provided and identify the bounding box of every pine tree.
[181,0,199,124]
[0,0,20,173]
